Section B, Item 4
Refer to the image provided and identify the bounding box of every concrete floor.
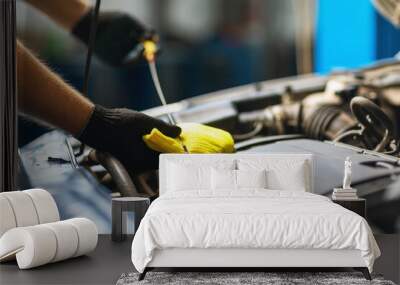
[0,234,398,285]
[0,235,134,285]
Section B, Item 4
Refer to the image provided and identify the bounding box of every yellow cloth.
[143,123,235,154]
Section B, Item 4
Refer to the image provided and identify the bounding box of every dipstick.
[144,42,188,152]
[148,60,176,125]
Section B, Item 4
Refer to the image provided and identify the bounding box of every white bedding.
[131,190,380,273]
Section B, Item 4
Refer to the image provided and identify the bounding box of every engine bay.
[19,59,400,234]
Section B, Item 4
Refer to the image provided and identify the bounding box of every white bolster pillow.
[63,218,98,257]
[0,191,40,228]
[0,196,17,237]
[23,189,60,224]
[0,218,98,269]
[0,189,60,237]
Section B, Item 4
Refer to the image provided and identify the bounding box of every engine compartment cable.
[233,122,263,141]
[76,0,101,157]
[82,0,101,98]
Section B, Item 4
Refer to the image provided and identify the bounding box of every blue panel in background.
[376,12,400,59]
[315,0,376,74]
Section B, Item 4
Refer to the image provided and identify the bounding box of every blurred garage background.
[16,0,400,145]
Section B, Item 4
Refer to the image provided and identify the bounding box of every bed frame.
[139,249,371,280]
[138,154,372,281]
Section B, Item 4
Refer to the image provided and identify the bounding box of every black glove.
[78,105,181,173]
[72,9,156,66]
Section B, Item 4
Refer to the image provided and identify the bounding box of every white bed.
[131,154,380,280]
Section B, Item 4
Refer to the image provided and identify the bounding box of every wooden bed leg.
[354,267,372,280]
[138,268,148,281]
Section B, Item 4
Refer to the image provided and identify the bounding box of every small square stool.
[112,197,150,242]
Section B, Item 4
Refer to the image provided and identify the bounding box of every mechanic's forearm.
[25,0,90,30]
[17,41,94,135]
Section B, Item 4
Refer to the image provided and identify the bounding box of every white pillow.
[211,168,236,190]
[211,169,267,191]
[166,159,236,192]
[236,169,267,189]
[237,159,309,191]
[167,163,210,191]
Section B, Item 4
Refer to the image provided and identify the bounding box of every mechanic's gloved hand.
[72,9,156,66]
[78,105,181,173]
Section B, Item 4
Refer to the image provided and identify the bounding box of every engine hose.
[303,105,342,140]
[88,150,139,197]
[313,107,340,140]
[312,107,339,140]
[233,122,264,141]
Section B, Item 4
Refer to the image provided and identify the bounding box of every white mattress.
[131,190,380,273]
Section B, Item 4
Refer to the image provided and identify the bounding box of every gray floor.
[0,235,134,285]
[0,234,399,285]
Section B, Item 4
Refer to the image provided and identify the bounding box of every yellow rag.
[143,123,235,154]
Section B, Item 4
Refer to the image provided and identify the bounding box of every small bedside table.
[332,198,366,218]
[112,197,150,242]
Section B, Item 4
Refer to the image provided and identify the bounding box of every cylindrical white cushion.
[64,218,98,257]
[42,221,79,262]
[1,192,39,227]
[0,196,17,237]
[23,189,59,224]
[0,189,60,239]
[0,218,98,269]
[0,226,57,269]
